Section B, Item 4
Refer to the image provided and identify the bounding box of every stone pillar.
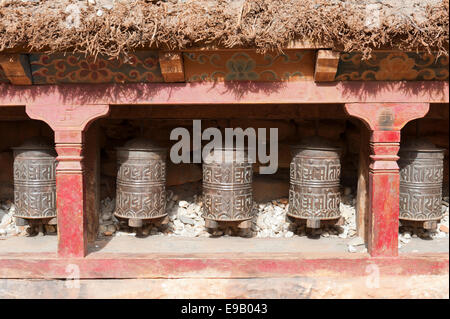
[26,104,109,258]
[344,103,429,257]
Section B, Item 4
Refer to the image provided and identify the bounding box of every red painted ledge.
[0,81,448,106]
[0,252,448,279]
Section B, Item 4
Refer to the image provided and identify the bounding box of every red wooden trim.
[0,82,448,106]
[0,252,447,279]
[344,103,430,131]
[344,103,430,257]
[25,104,110,258]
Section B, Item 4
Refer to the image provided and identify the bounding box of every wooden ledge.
[0,252,447,279]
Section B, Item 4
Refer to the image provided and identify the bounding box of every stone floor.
[0,233,448,255]
[1,275,448,299]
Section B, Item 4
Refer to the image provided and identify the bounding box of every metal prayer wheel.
[202,148,253,229]
[288,136,341,228]
[399,138,445,230]
[114,138,167,228]
[12,137,57,227]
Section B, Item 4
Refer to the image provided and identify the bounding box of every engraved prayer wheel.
[399,138,444,230]
[288,136,341,228]
[12,137,57,225]
[114,138,167,228]
[202,148,253,229]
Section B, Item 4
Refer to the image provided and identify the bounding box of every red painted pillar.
[368,129,401,257]
[26,104,109,258]
[345,103,429,257]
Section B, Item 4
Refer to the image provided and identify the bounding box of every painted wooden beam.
[158,51,185,82]
[0,252,447,279]
[314,50,340,82]
[0,81,448,106]
[0,54,32,85]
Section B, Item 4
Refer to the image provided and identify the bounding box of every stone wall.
[1,275,448,299]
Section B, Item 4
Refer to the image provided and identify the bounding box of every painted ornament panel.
[30,51,164,84]
[184,50,314,82]
[336,52,449,81]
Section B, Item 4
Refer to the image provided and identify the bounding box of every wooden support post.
[158,51,185,82]
[314,50,340,82]
[356,123,370,242]
[84,122,101,243]
[344,103,429,257]
[26,104,110,258]
[0,54,32,85]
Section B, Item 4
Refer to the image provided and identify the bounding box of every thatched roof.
[0,0,448,58]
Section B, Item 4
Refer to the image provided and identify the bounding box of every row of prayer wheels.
[11,136,445,232]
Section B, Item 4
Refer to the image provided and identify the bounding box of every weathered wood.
[0,82,448,106]
[356,123,370,243]
[26,104,110,258]
[84,122,101,243]
[344,103,430,257]
[183,50,315,82]
[0,106,28,120]
[0,252,447,279]
[158,51,185,82]
[0,54,32,85]
[108,104,347,119]
[314,50,340,82]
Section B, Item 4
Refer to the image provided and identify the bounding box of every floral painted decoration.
[30,52,164,84]
[184,50,312,82]
[336,52,449,81]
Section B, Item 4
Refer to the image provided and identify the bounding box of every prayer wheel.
[288,136,341,228]
[399,138,445,230]
[114,138,167,228]
[202,148,253,229]
[13,137,57,228]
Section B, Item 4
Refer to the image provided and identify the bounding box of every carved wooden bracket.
[158,51,185,82]
[0,54,32,85]
[314,50,340,82]
[344,103,429,132]
[26,104,110,143]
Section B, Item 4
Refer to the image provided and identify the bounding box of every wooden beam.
[158,51,185,82]
[356,122,370,243]
[314,50,340,82]
[0,81,448,106]
[0,252,448,279]
[0,54,32,85]
[108,104,348,119]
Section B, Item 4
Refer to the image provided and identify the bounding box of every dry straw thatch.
[0,0,448,58]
